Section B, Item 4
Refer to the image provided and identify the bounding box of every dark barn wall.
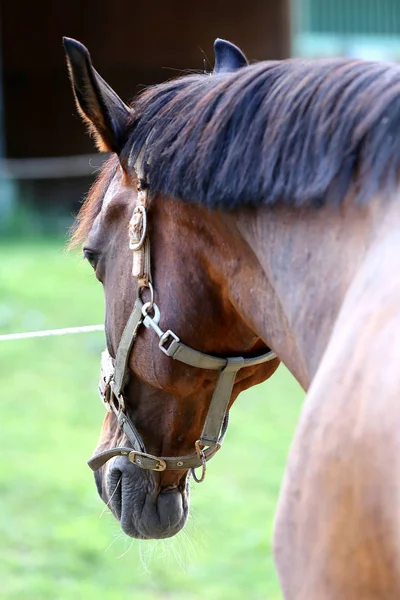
[3,0,290,158]
[1,1,290,217]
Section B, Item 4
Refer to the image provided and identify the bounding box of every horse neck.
[231,194,400,389]
[271,192,400,598]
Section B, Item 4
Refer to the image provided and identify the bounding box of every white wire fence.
[0,153,106,180]
[0,324,104,342]
[0,154,107,341]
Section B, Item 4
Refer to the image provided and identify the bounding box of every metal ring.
[142,301,160,325]
[139,281,154,308]
[191,453,207,483]
[147,281,154,307]
[192,440,207,483]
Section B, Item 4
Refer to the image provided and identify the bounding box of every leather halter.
[88,175,276,482]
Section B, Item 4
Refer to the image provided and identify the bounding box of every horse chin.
[103,458,190,539]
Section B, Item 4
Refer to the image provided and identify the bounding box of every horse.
[64,36,400,599]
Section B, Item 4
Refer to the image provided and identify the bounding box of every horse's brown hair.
[124,58,400,209]
[71,57,400,248]
[69,156,118,248]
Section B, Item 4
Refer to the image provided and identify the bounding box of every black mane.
[125,58,400,209]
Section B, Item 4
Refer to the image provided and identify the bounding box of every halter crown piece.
[88,163,277,483]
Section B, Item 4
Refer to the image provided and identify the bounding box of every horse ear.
[63,37,130,154]
[213,38,248,74]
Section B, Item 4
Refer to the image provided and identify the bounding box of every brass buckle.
[128,450,167,472]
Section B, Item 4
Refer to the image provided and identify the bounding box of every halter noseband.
[88,171,276,483]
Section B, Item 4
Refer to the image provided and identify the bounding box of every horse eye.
[83,248,99,269]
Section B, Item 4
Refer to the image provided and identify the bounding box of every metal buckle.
[159,330,180,356]
[129,205,147,251]
[142,302,161,327]
[101,381,113,413]
[128,451,167,472]
[106,384,125,416]
[115,393,125,413]
[99,350,115,412]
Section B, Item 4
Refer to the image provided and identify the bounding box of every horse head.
[64,37,279,540]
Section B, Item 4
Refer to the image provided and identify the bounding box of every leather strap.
[113,298,144,397]
[199,357,244,446]
[101,297,147,457]
[167,338,275,370]
[88,440,222,472]
[116,407,146,453]
[144,306,276,372]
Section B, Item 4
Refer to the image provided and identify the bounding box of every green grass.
[0,239,304,600]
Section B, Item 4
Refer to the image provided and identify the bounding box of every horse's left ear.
[213,38,248,74]
[63,37,130,154]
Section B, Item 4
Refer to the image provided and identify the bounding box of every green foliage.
[0,239,304,600]
[0,201,73,239]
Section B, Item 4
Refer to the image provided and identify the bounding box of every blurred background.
[1,1,399,599]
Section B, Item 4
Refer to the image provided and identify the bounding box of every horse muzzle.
[104,455,190,539]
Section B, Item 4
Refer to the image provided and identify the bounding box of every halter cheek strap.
[87,177,277,482]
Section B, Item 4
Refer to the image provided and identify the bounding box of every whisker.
[165,535,187,573]
[116,539,134,559]
[99,476,122,518]
[104,531,125,553]
[179,527,196,562]
[138,542,152,573]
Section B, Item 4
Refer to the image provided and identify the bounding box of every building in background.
[0,0,290,233]
[4,0,400,235]
[294,0,400,60]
